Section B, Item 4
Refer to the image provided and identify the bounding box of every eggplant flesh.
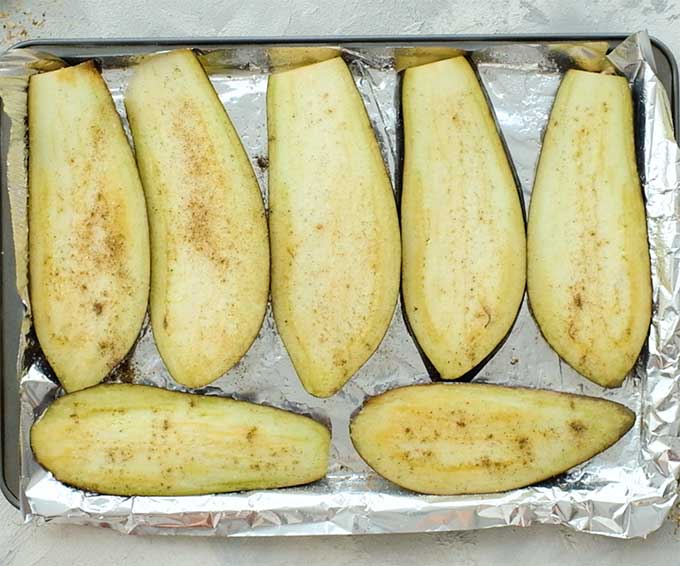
[28,61,150,392]
[401,57,526,380]
[31,384,331,496]
[125,49,270,388]
[267,57,401,398]
[350,383,634,495]
[527,69,651,388]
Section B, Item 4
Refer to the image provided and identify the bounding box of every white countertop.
[2,0,679,563]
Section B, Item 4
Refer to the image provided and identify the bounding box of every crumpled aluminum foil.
[1,31,678,539]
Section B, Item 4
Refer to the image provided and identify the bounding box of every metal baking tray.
[1,33,678,512]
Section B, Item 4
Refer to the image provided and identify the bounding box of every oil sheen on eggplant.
[31,384,331,496]
[28,61,150,392]
[527,69,652,388]
[350,383,634,495]
[125,50,270,388]
[267,57,401,398]
[401,57,526,381]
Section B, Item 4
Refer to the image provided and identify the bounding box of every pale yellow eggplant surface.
[527,69,651,388]
[268,57,401,398]
[351,383,634,495]
[126,50,269,388]
[31,384,331,496]
[401,57,526,380]
[29,61,150,392]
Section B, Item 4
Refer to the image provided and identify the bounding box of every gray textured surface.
[2,0,680,563]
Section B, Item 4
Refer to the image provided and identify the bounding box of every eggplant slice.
[31,384,331,496]
[401,57,526,381]
[125,49,270,388]
[29,61,150,392]
[267,57,401,397]
[527,69,651,388]
[351,383,634,495]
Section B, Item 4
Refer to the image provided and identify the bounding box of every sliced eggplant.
[125,49,269,388]
[527,69,651,387]
[350,383,634,495]
[28,61,150,392]
[394,47,464,71]
[401,57,526,380]
[31,384,331,496]
[267,57,401,397]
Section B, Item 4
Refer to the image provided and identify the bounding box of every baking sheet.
[1,31,679,538]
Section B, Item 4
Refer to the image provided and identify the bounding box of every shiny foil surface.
[1,31,678,538]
